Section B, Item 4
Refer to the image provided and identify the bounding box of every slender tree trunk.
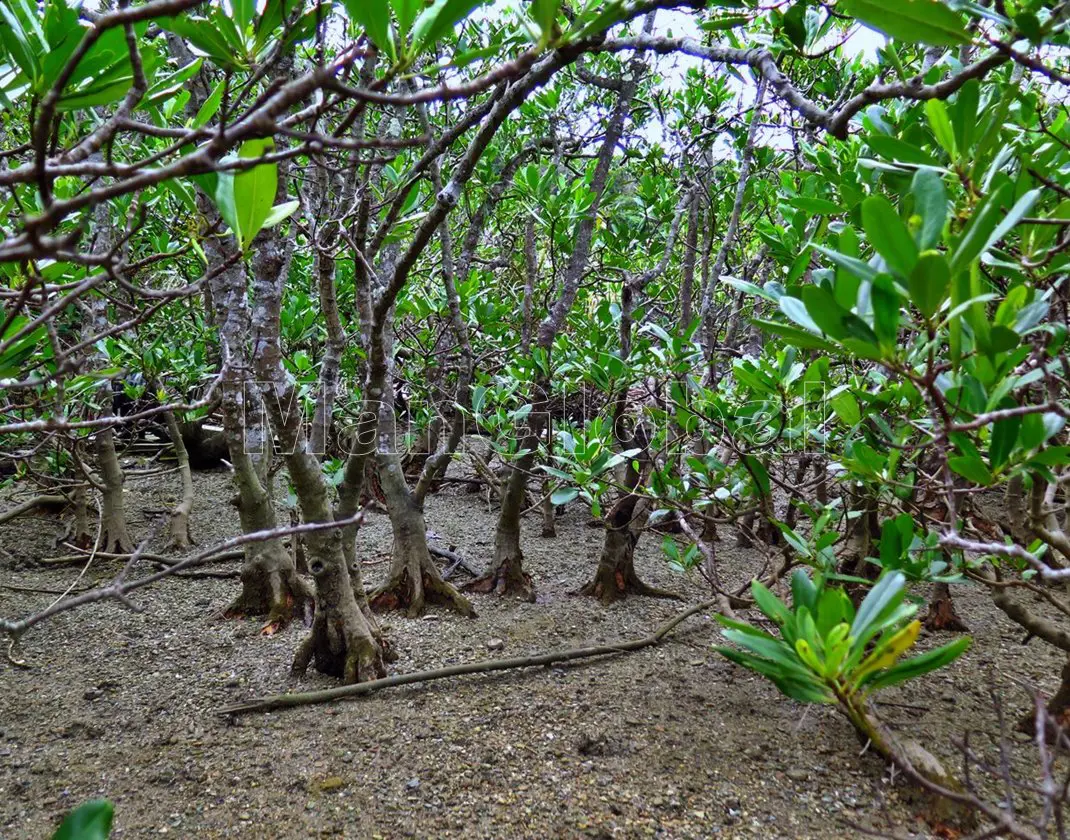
[95,426,133,554]
[364,310,475,616]
[204,224,312,632]
[371,451,477,615]
[310,245,341,456]
[249,194,387,678]
[466,427,538,601]
[579,177,690,603]
[163,410,194,549]
[86,202,133,554]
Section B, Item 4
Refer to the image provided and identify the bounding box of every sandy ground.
[0,461,1066,839]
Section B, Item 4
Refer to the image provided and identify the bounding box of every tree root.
[923,582,969,632]
[223,563,314,635]
[576,566,681,605]
[219,598,719,715]
[370,567,476,618]
[291,602,387,684]
[464,559,535,602]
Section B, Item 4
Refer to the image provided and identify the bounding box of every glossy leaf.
[840,0,969,46]
[53,800,113,840]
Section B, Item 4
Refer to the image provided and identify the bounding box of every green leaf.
[849,571,906,646]
[233,0,256,30]
[865,134,939,166]
[863,637,970,692]
[192,77,226,128]
[908,251,950,318]
[53,800,114,840]
[780,295,822,334]
[791,569,818,612]
[813,243,879,283]
[911,170,947,251]
[829,390,861,425]
[861,195,918,276]
[924,99,956,159]
[952,80,979,154]
[412,0,485,50]
[839,0,969,46]
[209,171,240,243]
[531,0,561,39]
[0,3,40,83]
[871,274,901,346]
[951,185,1040,274]
[948,454,993,485]
[801,286,849,339]
[157,15,241,68]
[392,0,421,36]
[750,580,791,626]
[751,319,838,352]
[989,411,1021,469]
[262,199,299,229]
[722,630,815,678]
[783,2,807,48]
[142,57,203,108]
[791,196,842,215]
[233,138,279,250]
[551,487,578,505]
[343,0,395,60]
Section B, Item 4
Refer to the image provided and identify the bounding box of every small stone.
[485,638,505,651]
[406,778,421,791]
[239,812,251,821]
[688,659,704,667]
[82,689,102,701]
[786,769,809,782]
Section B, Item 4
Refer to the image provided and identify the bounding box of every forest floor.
[0,459,1066,839]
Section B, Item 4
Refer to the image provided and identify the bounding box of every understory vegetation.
[1,0,1069,835]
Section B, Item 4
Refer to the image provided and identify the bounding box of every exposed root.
[291,603,387,684]
[99,516,134,556]
[371,566,476,618]
[923,583,969,632]
[578,529,681,605]
[223,555,314,631]
[1018,657,1070,742]
[464,557,535,602]
[577,566,681,605]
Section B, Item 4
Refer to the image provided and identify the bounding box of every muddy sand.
[0,466,1063,839]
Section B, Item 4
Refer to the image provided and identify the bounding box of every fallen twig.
[1,582,95,595]
[428,544,478,578]
[0,494,69,526]
[218,598,720,716]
